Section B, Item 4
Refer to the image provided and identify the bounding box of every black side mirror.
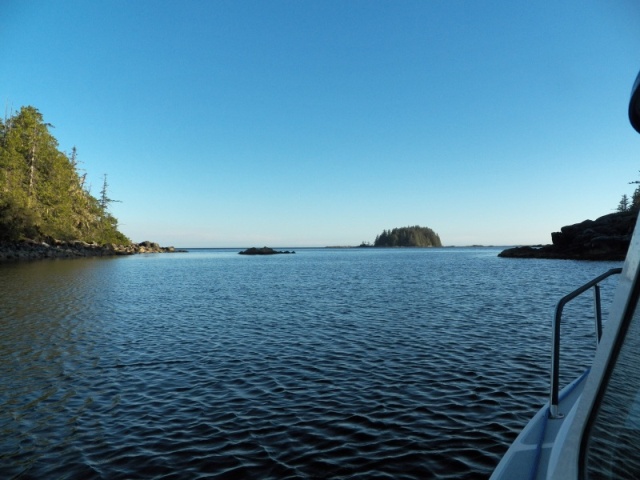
[630,71,640,133]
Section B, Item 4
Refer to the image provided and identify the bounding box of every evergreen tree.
[618,194,630,213]
[373,225,442,247]
[632,186,640,211]
[628,171,640,211]
[0,106,130,244]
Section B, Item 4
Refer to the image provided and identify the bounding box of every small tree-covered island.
[373,226,442,247]
[0,106,175,261]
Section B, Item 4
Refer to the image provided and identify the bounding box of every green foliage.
[617,194,630,213]
[632,187,640,211]
[0,106,130,245]
[374,225,442,247]
[626,171,640,212]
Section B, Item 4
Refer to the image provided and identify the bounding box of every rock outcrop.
[238,247,295,255]
[499,210,638,261]
[0,239,183,262]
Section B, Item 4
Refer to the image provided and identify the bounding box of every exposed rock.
[499,210,638,261]
[0,239,186,262]
[238,247,295,255]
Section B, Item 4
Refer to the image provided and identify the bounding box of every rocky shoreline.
[0,239,183,262]
[499,210,638,261]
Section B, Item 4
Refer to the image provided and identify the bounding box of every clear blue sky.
[2,1,640,247]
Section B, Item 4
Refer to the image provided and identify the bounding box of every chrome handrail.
[549,268,622,418]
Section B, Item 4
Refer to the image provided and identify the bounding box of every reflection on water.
[0,249,622,479]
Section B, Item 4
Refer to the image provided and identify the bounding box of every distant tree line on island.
[0,106,129,244]
[373,225,442,247]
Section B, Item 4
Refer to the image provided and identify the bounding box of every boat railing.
[549,267,622,418]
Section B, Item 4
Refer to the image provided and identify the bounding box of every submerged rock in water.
[499,210,638,261]
[238,247,295,255]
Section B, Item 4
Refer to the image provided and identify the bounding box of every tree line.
[616,171,640,213]
[616,173,640,213]
[374,225,442,247]
[0,106,129,244]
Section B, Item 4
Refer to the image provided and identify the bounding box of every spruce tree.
[0,106,130,244]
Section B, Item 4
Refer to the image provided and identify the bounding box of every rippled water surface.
[0,248,622,479]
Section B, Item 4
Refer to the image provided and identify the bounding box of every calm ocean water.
[0,247,622,479]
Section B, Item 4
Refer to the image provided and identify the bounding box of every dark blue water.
[0,248,622,479]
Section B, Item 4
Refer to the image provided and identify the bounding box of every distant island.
[0,106,174,261]
[373,225,442,247]
[239,247,295,255]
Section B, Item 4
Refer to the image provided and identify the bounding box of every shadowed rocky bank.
[499,210,638,261]
[0,239,184,262]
